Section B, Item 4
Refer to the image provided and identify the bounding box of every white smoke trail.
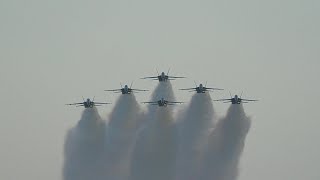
[202,104,251,180]
[146,81,176,116]
[130,108,177,180]
[104,94,143,180]
[63,107,107,180]
[150,81,176,101]
[63,81,253,180]
[175,92,215,180]
[130,81,177,180]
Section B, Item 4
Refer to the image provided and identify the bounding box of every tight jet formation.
[143,98,183,107]
[141,69,185,81]
[105,83,148,94]
[66,70,258,108]
[180,82,224,93]
[66,98,111,108]
[214,94,258,104]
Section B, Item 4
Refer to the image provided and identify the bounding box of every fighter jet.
[142,97,183,107]
[66,98,111,108]
[105,83,148,94]
[180,82,223,93]
[214,93,258,104]
[141,69,185,82]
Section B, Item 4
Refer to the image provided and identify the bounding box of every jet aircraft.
[105,83,148,94]
[141,69,185,82]
[66,98,110,108]
[142,97,183,107]
[214,94,258,104]
[180,82,223,93]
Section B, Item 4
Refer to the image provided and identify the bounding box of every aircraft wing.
[66,103,83,105]
[104,89,121,92]
[168,76,186,80]
[141,76,158,79]
[94,102,111,104]
[223,101,232,103]
[142,102,159,105]
[142,101,157,104]
[241,99,258,101]
[167,103,183,105]
[168,76,185,78]
[131,88,149,91]
[167,101,184,104]
[213,99,232,101]
[179,88,196,90]
[206,88,224,90]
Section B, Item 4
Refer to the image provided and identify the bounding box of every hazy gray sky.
[1,0,319,179]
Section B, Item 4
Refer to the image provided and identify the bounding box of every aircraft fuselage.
[157,98,168,106]
[231,96,242,104]
[83,100,95,108]
[195,87,206,93]
[121,85,132,94]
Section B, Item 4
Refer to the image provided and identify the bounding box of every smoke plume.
[202,104,251,180]
[130,108,177,180]
[63,107,107,180]
[63,81,253,180]
[130,81,177,180]
[104,94,143,180]
[176,92,215,180]
[150,81,176,101]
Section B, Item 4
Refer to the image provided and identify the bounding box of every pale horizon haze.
[0,0,319,180]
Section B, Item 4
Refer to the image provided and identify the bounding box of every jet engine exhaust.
[176,92,215,180]
[63,81,253,180]
[130,81,177,180]
[104,94,143,180]
[202,104,251,180]
[150,81,176,101]
[130,107,177,180]
[63,107,107,180]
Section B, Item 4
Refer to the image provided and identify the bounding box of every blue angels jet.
[105,83,148,94]
[180,82,223,93]
[142,97,183,107]
[66,97,111,108]
[214,93,258,104]
[141,69,185,82]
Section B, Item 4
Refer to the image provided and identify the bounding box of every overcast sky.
[0,0,319,179]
